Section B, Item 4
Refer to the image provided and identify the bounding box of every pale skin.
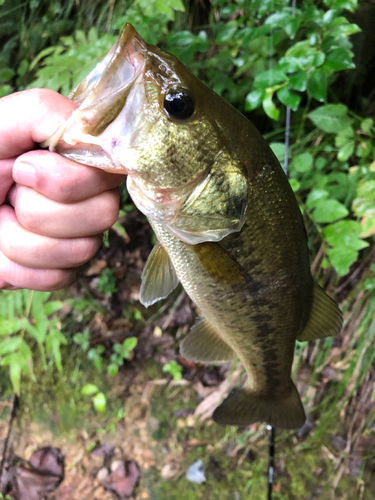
[0,89,125,291]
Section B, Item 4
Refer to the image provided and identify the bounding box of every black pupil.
[164,91,194,120]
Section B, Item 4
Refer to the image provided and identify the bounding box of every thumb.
[0,89,77,159]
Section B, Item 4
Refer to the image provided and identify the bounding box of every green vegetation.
[0,0,374,498]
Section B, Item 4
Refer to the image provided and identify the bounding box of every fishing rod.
[267,0,296,494]
[267,426,276,500]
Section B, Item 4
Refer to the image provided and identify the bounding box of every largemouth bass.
[45,24,343,429]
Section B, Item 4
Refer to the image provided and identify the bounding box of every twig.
[0,394,20,493]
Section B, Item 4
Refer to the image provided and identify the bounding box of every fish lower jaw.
[127,176,183,224]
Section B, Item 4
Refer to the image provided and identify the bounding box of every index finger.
[0,89,77,159]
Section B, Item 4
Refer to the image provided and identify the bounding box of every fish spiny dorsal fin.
[180,318,236,364]
[140,241,179,307]
[297,282,343,342]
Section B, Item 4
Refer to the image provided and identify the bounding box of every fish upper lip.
[44,24,147,153]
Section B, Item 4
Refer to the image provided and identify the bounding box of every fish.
[44,23,343,429]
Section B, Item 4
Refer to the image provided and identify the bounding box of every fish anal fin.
[180,318,236,364]
[213,382,305,429]
[140,241,179,307]
[297,283,343,342]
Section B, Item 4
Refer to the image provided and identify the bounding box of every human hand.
[0,89,125,291]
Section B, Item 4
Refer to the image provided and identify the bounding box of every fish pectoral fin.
[191,242,246,287]
[213,382,306,429]
[140,241,179,307]
[180,318,236,364]
[297,282,343,342]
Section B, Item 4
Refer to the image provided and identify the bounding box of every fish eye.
[164,91,195,120]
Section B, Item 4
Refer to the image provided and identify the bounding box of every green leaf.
[289,179,301,192]
[325,48,355,71]
[359,210,375,238]
[10,355,22,395]
[0,336,22,355]
[43,301,63,315]
[307,67,327,102]
[108,363,119,377]
[168,0,185,11]
[323,0,357,13]
[81,384,99,395]
[264,12,300,38]
[327,247,357,276]
[289,71,308,92]
[254,70,287,89]
[313,199,349,223]
[324,220,369,250]
[25,323,45,344]
[276,85,301,111]
[0,319,25,335]
[215,22,238,44]
[50,337,63,372]
[262,94,280,121]
[337,141,355,162]
[269,142,285,163]
[93,392,106,413]
[291,153,313,173]
[0,67,15,82]
[361,118,373,135]
[123,337,138,353]
[356,141,372,159]
[308,104,351,133]
[245,90,263,110]
[306,189,329,208]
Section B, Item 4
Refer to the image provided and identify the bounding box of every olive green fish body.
[46,24,343,429]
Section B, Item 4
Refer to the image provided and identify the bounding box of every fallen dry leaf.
[100,460,140,499]
[6,447,64,500]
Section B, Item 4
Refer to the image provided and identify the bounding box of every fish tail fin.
[212,382,305,429]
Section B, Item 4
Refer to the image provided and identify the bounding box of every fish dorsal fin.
[297,282,343,341]
[180,318,236,364]
[140,241,179,307]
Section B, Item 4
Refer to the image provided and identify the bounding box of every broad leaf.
[313,199,349,223]
[308,104,351,133]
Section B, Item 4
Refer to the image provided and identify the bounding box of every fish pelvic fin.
[180,318,236,364]
[212,382,306,429]
[140,241,179,307]
[297,282,343,342]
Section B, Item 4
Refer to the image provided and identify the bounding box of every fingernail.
[13,161,36,187]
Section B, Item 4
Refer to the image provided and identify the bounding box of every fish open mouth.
[44,24,147,173]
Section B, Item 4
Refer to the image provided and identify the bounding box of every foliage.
[74,330,138,378]
[286,109,375,275]
[81,383,107,413]
[96,268,118,295]
[108,337,138,377]
[0,290,65,394]
[162,360,183,381]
